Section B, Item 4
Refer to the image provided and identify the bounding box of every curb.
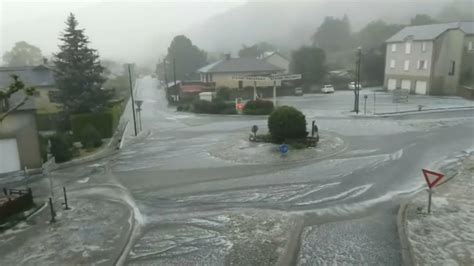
[397,202,414,266]
[276,216,304,266]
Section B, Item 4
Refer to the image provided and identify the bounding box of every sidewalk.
[401,152,474,265]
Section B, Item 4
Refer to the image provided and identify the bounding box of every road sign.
[269,74,302,81]
[251,125,258,134]
[231,75,269,81]
[279,144,289,155]
[422,169,445,188]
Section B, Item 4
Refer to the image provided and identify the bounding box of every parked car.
[321,84,335,93]
[348,82,362,90]
[294,87,303,96]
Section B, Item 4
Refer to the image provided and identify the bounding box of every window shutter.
[424,61,428,70]
[417,60,420,69]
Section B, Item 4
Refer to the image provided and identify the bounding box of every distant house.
[260,51,290,73]
[0,91,42,174]
[197,55,284,89]
[384,21,474,95]
[0,64,61,113]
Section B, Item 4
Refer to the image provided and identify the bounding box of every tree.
[356,20,403,51]
[410,14,438,26]
[53,13,109,114]
[238,42,276,58]
[0,75,35,123]
[312,15,354,53]
[290,46,327,85]
[2,41,43,66]
[437,0,474,22]
[164,35,207,81]
[361,48,386,84]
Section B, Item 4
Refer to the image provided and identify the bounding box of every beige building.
[384,22,474,95]
[0,65,61,114]
[0,92,42,174]
[197,55,284,89]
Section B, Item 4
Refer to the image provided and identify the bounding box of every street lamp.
[353,47,362,114]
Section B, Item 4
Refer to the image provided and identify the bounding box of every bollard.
[49,197,56,223]
[63,187,70,210]
[311,121,315,137]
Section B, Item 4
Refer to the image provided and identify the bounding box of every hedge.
[243,99,274,115]
[70,106,122,140]
[36,113,59,131]
[268,106,307,142]
[192,99,236,114]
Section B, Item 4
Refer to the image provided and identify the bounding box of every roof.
[0,65,55,89]
[197,58,284,73]
[261,51,290,61]
[2,90,36,111]
[386,21,474,43]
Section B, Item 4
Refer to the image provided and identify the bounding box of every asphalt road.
[109,77,474,264]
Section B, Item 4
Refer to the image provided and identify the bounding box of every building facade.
[197,56,284,89]
[384,22,474,95]
[0,92,42,174]
[0,65,61,113]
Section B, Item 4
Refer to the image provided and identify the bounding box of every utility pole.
[128,64,138,137]
[163,59,169,89]
[173,57,177,87]
[356,47,362,114]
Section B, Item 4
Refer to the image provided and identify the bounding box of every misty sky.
[0,0,246,65]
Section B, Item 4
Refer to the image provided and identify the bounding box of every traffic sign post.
[422,168,445,214]
[279,143,289,155]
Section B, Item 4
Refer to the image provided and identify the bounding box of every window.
[390,59,396,68]
[391,43,397,52]
[417,60,427,70]
[421,42,427,52]
[48,90,61,103]
[448,61,455,76]
[469,41,473,51]
[405,42,411,54]
[404,60,410,71]
[209,74,213,82]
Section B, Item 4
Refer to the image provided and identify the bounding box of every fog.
[0,0,245,66]
[0,0,471,67]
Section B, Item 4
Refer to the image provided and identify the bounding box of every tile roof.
[386,21,474,42]
[197,58,284,73]
[0,65,55,89]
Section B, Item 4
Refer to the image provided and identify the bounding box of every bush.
[268,106,307,142]
[71,112,114,140]
[192,99,235,114]
[36,113,60,131]
[216,87,231,101]
[38,134,49,163]
[243,99,274,115]
[50,133,73,163]
[80,124,103,149]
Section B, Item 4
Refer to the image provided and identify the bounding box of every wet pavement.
[109,77,474,264]
[1,76,473,265]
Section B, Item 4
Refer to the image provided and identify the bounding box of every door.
[415,81,427,95]
[0,138,21,174]
[387,79,397,91]
[401,80,411,90]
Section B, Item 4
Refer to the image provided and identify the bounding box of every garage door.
[401,80,411,90]
[415,81,427,95]
[0,138,21,174]
[387,79,397,91]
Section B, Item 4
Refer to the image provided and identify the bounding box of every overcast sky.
[0,0,246,65]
